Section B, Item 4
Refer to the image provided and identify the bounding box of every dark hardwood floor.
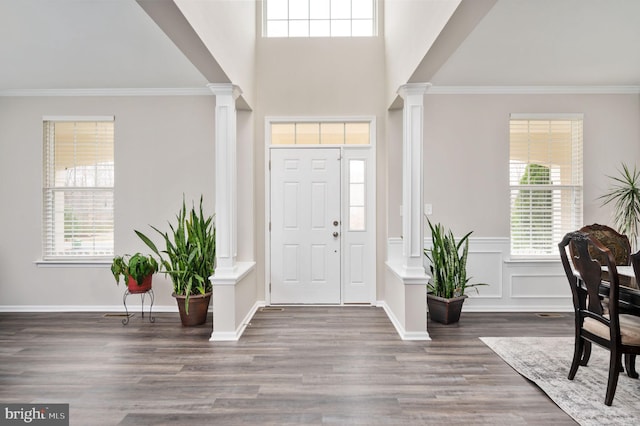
[0,308,577,425]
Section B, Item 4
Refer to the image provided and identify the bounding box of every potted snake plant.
[424,219,486,324]
[136,196,216,326]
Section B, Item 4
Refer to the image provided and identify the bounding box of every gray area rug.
[481,336,640,425]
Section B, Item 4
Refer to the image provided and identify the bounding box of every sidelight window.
[348,159,366,231]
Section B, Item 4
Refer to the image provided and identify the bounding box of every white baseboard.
[462,305,573,313]
[0,305,180,313]
[210,301,266,342]
[377,301,431,341]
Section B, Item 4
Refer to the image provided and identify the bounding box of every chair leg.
[625,354,638,378]
[580,341,591,366]
[605,351,622,406]
[569,337,584,380]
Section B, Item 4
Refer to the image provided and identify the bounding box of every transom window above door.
[270,121,371,145]
[264,0,377,37]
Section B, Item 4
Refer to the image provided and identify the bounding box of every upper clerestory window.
[264,0,376,38]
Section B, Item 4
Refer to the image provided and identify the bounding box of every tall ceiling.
[1,0,639,92]
[429,0,640,87]
[0,0,207,90]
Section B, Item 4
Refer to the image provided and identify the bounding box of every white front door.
[270,148,341,304]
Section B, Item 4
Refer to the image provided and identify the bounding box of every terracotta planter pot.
[127,274,152,293]
[427,293,468,324]
[173,292,212,327]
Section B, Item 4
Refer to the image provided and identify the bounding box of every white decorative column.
[209,83,241,274]
[383,83,431,341]
[398,83,430,275]
[208,83,257,342]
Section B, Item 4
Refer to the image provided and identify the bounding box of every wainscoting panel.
[416,237,573,312]
[511,274,570,299]
[466,242,506,299]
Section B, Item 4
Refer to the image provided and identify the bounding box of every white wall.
[387,93,640,237]
[0,95,215,310]
[384,0,460,106]
[253,36,388,301]
[175,0,256,106]
[421,93,640,236]
[385,92,640,311]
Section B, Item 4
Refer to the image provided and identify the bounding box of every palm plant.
[424,219,485,298]
[135,196,215,311]
[599,163,640,250]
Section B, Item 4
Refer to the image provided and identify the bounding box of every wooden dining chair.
[558,231,640,406]
[632,250,640,284]
[578,223,634,289]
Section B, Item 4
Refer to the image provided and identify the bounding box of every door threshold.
[266,303,373,307]
[260,307,285,312]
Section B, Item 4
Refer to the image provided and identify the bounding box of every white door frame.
[264,116,377,305]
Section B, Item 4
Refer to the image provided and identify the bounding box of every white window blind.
[43,117,114,259]
[509,114,583,256]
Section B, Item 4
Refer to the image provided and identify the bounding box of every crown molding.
[0,87,213,97]
[426,85,640,95]
[4,85,637,99]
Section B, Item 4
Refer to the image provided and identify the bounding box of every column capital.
[207,83,243,100]
[397,83,431,99]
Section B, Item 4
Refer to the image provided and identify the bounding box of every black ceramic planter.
[427,293,468,324]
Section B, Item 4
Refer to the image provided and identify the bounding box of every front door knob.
[333,232,339,238]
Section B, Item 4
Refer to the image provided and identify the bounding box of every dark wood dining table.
[600,265,640,316]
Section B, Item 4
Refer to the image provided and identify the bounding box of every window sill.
[35,259,111,268]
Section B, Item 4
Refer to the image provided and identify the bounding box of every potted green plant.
[135,196,216,326]
[424,219,485,324]
[111,253,159,293]
[599,163,640,251]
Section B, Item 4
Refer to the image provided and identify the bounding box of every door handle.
[333,220,339,227]
[333,232,339,238]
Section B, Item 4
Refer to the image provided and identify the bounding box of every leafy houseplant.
[424,219,485,324]
[111,253,158,293]
[135,196,216,326]
[599,163,640,250]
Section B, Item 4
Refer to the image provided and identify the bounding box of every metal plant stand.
[122,288,155,325]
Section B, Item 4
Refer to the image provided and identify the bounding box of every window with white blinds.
[509,114,583,257]
[43,117,114,260]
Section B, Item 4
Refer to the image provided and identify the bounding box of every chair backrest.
[579,223,631,266]
[563,232,622,336]
[559,232,584,312]
[632,251,640,284]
